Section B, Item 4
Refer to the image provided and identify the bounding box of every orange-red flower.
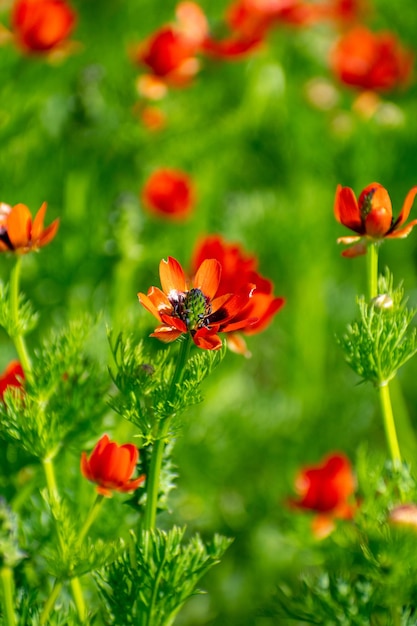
[81,434,145,498]
[191,235,285,355]
[0,361,24,401]
[11,0,76,55]
[290,452,356,537]
[0,202,59,254]
[330,26,414,92]
[138,256,256,350]
[335,182,417,257]
[132,2,208,92]
[141,169,195,221]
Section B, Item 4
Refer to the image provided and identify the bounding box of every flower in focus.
[132,1,208,93]
[0,361,24,401]
[141,169,195,221]
[81,434,145,497]
[334,182,417,257]
[330,26,414,93]
[0,202,59,254]
[191,235,285,356]
[11,0,76,55]
[290,452,356,537]
[138,256,256,350]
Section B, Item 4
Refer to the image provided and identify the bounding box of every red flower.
[81,434,145,498]
[138,256,256,350]
[0,202,59,254]
[191,235,285,356]
[203,0,319,60]
[12,0,76,54]
[334,182,417,257]
[132,2,208,90]
[0,361,24,401]
[290,452,356,536]
[330,26,413,93]
[141,169,195,221]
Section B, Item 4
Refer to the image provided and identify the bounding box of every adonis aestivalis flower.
[138,256,256,350]
[0,202,59,254]
[331,26,413,93]
[81,434,145,497]
[191,235,285,355]
[290,452,356,537]
[12,0,76,55]
[334,182,417,257]
[141,169,195,221]
[0,361,25,401]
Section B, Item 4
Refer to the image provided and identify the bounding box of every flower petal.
[7,203,32,249]
[193,329,223,350]
[159,256,187,296]
[341,242,368,257]
[334,185,363,233]
[385,219,417,239]
[38,219,60,248]
[150,326,184,342]
[392,186,417,229]
[193,258,221,299]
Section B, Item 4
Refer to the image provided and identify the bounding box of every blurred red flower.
[290,452,356,537]
[133,1,208,92]
[331,26,414,92]
[138,256,256,350]
[141,169,195,221]
[0,361,24,401]
[191,235,285,356]
[12,0,76,54]
[335,182,417,257]
[81,434,145,498]
[203,0,318,60]
[0,202,59,254]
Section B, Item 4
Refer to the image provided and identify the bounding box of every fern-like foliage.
[97,526,232,626]
[108,332,226,444]
[338,272,417,385]
[0,281,38,337]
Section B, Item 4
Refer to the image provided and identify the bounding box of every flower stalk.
[142,334,192,531]
[0,566,16,626]
[366,242,401,464]
[9,257,32,379]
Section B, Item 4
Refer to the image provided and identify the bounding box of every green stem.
[379,382,402,464]
[40,580,62,626]
[367,242,379,300]
[9,257,32,378]
[78,494,105,545]
[41,457,87,622]
[0,567,16,626]
[142,335,192,531]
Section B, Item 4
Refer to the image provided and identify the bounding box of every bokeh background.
[2,0,417,623]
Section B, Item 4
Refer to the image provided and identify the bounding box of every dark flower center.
[173,288,211,331]
[360,189,376,219]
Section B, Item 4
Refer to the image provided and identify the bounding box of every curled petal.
[341,242,368,257]
[392,186,417,229]
[150,326,184,342]
[334,185,363,233]
[193,329,223,350]
[337,235,362,244]
[385,219,417,239]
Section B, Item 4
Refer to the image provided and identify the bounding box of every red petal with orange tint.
[193,258,221,299]
[159,257,187,296]
[7,203,32,249]
[392,186,417,229]
[334,185,363,233]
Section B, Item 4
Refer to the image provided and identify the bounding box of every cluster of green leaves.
[108,332,226,445]
[97,526,232,626]
[0,499,24,569]
[0,317,109,460]
[338,272,417,385]
[268,456,417,625]
[0,281,38,338]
